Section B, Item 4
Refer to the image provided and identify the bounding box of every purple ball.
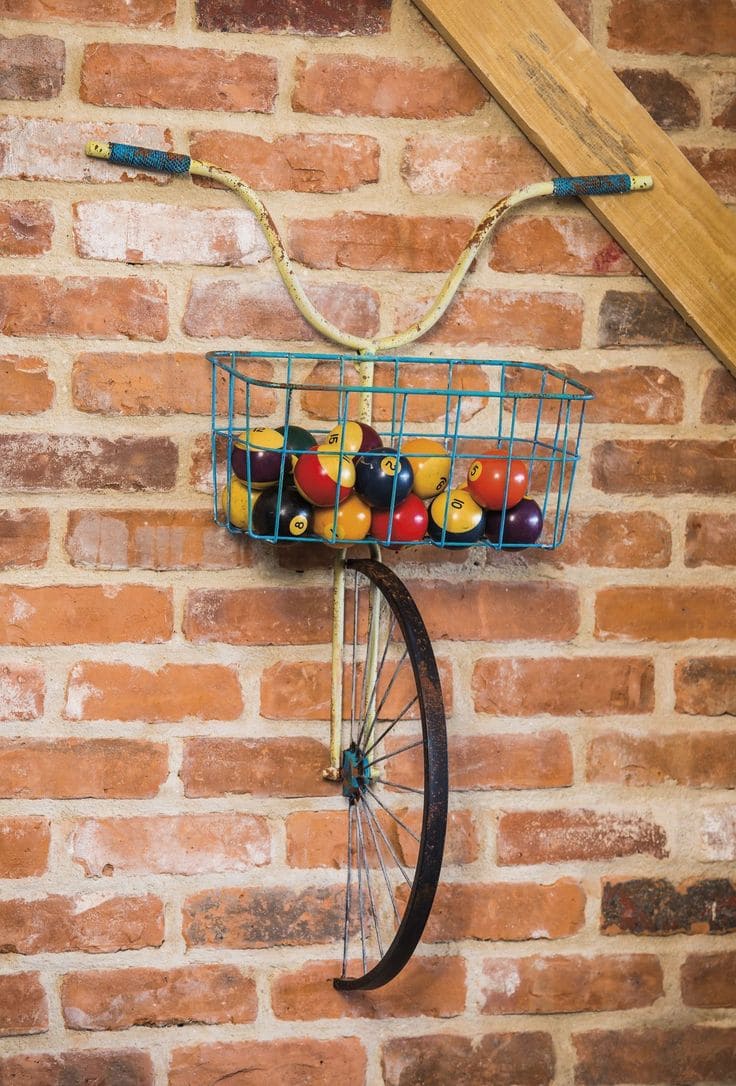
[485,497,543,548]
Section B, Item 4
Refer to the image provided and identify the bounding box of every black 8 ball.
[251,485,313,540]
[354,449,414,509]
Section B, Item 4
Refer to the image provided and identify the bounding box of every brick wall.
[1,0,735,1082]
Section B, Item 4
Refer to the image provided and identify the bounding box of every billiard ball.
[230,427,285,489]
[400,437,451,500]
[326,421,382,455]
[428,488,485,545]
[371,493,429,544]
[275,424,316,469]
[250,484,313,540]
[293,444,355,507]
[485,497,543,547]
[467,453,528,510]
[354,449,413,509]
[220,476,260,531]
[313,493,372,543]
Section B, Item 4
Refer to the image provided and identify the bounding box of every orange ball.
[467,454,528,510]
[313,493,372,542]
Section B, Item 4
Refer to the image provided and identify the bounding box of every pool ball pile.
[220,426,544,548]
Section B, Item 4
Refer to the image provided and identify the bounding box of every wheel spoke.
[361,791,412,886]
[356,800,383,959]
[369,777,423,795]
[363,796,401,925]
[355,611,395,751]
[355,800,367,973]
[365,786,420,842]
[341,801,355,978]
[362,693,418,760]
[366,737,424,769]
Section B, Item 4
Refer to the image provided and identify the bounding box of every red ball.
[467,453,528,510]
[293,444,355,507]
[371,493,429,544]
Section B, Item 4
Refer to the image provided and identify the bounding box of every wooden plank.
[413,0,736,375]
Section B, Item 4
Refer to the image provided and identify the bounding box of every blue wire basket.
[209,351,593,550]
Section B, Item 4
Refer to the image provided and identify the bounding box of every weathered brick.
[450,733,573,790]
[0,738,167,799]
[593,439,736,496]
[601,877,736,935]
[197,0,390,33]
[62,965,257,1030]
[0,664,44,719]
[713,72,736,129]
[491,214,635,275]
[686,513,736,567]
[701,367,736,423]
[183,278,379,341]
[184,587,332,645]
[170,1038,366,1086]
[681,951,736,1007]
[574,1026,736,1085]
[74,202,269,267]
[382,1031,555,1086]
[0,34,64,100]
[684,146,736,201]
[608,0,736,54]
[288,212,474,272]
[0,0,174,26]
[402,135,552,198]
[272,956,466,1019]
[557,0,591,36]
[0,972,47,1036]
[0,818,49,877]
[473,656,654,716]
[408,580,579,641]
[481,953,663,1014]
[0,584,172,645]
[577,366,682,423]
[65,662,243,721]
[293,55,486,118]
[0,434,177,491]
[0,893,164,954]
[588,731,736,788]
[498,809,668,865]
[81,43,277,113]
[0,509,49,568]
[595,586,736,641]
[0,1051,154,1084]
[183,885,344,948]
[675,657,736,715]
[68,814,270,876]
[0,356,54,413]
[549,512,672,568]
[701,806,736,860]
[181,737,334,798]
[424,879,586,942]
[190,130,380,194]
[0,275,168,340]
[616,68,700,129]
[598,289,698,347]
[0,202,54,256]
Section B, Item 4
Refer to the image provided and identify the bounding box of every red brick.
[0,510,49,569]
[598,289,698,346]
[181,737,334,798]
[0,738,167,799]
[190,130,380,194]
[183,885,345,948]
[601,877,736,935]
[473,656,653,716]
[65,661,242,721]
[74,201,269,267]
[408,580,579,641]
[615,68,700,129]
[183,278,379,341]
[557,0,591,35]
[0,35,64,100]
[574,1026,736,1084]
[0,118,172,183]
[575,366,682,424]
[0,202,54,256]
[702,368,736,423]
[293,55,486,119]
[0,664,44,719]
[0,584,172,645]
[0,893,164,954]
[0,275,167,340]
[402,134,552,198]
[81,43,277,113]
[0,1051,154,1084]
[184,586,332,645]
[0,434,177,491]
[713,73,736,129]
[701,806,736,860]
[595,586,736,641]
[675,657,736,715]
[608,0,736,54]
[481,953,663,1014]
[498,809,668,865]
[491,213,636,275]
[65,509,250,571]
[62,964,257,1030]
[197,0,390,34]
[0,356,54,413]
[587,731,736,788]
[397,287,583,349]
[272,956,466,1019]
[686,513,736,567]
[0,0,174,25]
[68,814,270,876]
[542,512,672,568]
[682,951,736,1007]
[382,1031,555,1086]
[684,146,736,201]
[288,212,474,272]
[450,732,573,790]
[424,879,585,942]
[170,1038,366,1086]
[593,439,736,496]
[0,972,47,1036]
[0,818,49,877]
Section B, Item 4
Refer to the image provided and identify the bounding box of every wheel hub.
[341,744,371,800]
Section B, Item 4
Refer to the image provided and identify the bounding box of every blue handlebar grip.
[553,174,653,197]
[85,140,191,174]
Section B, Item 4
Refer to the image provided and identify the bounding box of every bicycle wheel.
[334,558,448,991]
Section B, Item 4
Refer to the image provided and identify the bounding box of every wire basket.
[209,351,593,550]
